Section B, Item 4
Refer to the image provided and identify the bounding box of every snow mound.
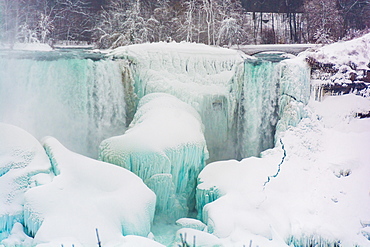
[0,123,51,241]
[196,94,370,246]
[175,218,206,231]
[99,93,208,219]
[23,136,156,246]
[172,228,223,247]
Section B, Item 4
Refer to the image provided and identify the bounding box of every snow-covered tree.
[94,0,152,48]
[304,0,344,43]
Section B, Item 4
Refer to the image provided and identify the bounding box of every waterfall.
[0,50,126,158]
[237,58,279,159]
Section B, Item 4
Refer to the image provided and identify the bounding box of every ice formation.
[275,56,311,138]
[0,52,126,158]
[0,123,51,242]
[196,94,370,246]
[99,93,208,219]
[108,42,311,161]
[109,42,246,162]
[23,136,156,246]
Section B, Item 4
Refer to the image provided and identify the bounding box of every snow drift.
[196,94,370,247]
[23,136,156,246]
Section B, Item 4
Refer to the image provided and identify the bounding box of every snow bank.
[0,123,51,241]
[23,136,156,246]
[303,33,370,70]
[99,93,208,220]
[12,43,53,51]
[196,94,370,246]
[109,42,245,162]
[302,33,370,92]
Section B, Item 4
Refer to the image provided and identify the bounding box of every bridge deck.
[230,44,318,55]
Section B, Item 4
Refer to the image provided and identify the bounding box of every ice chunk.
[99,93,208,219]
[0,123,51,241]
[23,137,156,246]
[0,223,33,247]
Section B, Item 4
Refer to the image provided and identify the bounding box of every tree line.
[0,0,369,48]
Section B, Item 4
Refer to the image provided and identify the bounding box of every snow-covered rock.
[99,93,208,219]
[0,123,51,241]
[303,33,370,71]
[23,136,156,246]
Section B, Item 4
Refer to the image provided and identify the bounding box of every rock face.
[99,93,209,219]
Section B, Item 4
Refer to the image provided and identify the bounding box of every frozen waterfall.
[0,45,310,162]
[0,50,126,158]
[0,43,314,246]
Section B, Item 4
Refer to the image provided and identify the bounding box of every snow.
[99,93,208,219]
[303,33,370,70]
[23,136,156,246]
[11,43,53,51]
[0,123,51,242]
[196,94,370,246]
[172,228,223,247]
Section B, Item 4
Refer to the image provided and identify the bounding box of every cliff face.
[303,33,370,100]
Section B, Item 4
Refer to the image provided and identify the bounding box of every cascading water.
[236,58,280,159]
[0,50,126,158]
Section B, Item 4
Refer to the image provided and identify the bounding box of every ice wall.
[0,51,126,158]
[99,93,208,219]
[275,56,311,139]
[0,123,52,242]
